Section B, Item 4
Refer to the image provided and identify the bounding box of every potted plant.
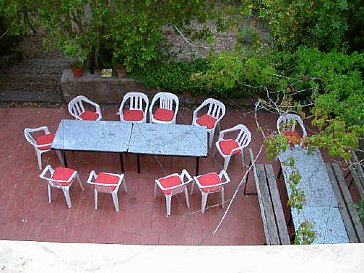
[71,60,85,77]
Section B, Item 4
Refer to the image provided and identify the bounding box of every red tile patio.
[0,105,283,245]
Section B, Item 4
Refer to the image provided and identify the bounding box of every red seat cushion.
[197,173,222,193]
[80,110,99,121]
[283,131,302,145]
[153,108,174,122]
[196,114,217,129]
[36,133,55,150]
[95,172,120,191]
[158,174,183,195]
[52,167,76,186]
[218,139,240,155]
[123,109,144,121]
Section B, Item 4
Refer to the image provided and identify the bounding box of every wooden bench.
[243,148,290,245]
[326,162,364,243]
[347,150,364,199]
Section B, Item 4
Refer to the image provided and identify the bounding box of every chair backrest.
[68,95,99,119]
[200,98,226,121]
[119,92,149,121]
[277,113,307,138]
[24,126,50,148]
[235,124,252,148]
[150,92,179,111]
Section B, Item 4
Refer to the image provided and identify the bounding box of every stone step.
[0,90,62,102]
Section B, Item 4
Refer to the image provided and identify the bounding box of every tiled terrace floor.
[0,105,282,245]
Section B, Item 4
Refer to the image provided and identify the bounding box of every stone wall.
[61,69,151,103]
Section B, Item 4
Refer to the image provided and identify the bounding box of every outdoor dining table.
[52,119,132,172]
[278,146,349,244]
[52,120,208,176]
[128,122,208,175]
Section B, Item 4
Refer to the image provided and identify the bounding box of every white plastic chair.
[118,92,149,122]
[149,92,179,124]
[68,95,102,121]
[192,98,226,147]
[24,126,63,170]
[39,165,84,208]
[216,124,252,171]
[277,113,307,145]
[87,170,127,213]
[191,170,230,213]
[154,169,192,216]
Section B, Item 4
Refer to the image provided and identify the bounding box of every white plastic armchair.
[191,170,230,213]
[154,169,192,216]
[87,170,127,213]
[192,98,226,147]
[24,126,63,169]
[68,95,102,121]
[216,124,252,171]
[149,92,179,124]
[39,165,84,208]
[118,92,149,122]
[277,113,307,145]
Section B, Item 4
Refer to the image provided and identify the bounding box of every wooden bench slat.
[326,164,359,243]
[332,163,364,242]
[351,150,364,198]
[249,149,271,244]
[256,164,280,245]
[265,164,290,245]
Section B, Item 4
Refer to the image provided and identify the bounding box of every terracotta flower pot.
[116,67,126,78]
[72,67,84,77]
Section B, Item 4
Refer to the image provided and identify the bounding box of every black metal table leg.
[137,154,141,174]
[62,150,68,167]
[119,153,124,173]
[196,157,200,176]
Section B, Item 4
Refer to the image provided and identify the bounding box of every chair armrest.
[39,165,54,179]
[218,126,239,140]
[218,170,230,185]
[192,104,205,123]
[181,169,193,184]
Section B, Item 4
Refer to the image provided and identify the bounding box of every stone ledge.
[0,240,363,272]
[61,69,151,104]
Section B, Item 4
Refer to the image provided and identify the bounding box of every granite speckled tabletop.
[279,146,349,244]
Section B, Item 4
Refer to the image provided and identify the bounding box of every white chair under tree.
[87,170,127,213]
[24,126,63,170]
[149,92,179,124]
[118,92,149,122]
[192,98,226,147]
[191,170,230,213]
[154,169,192,216]
[68,95,102,121]
[215,124,252,171]
[39,165,84,208]
[276,112,307,145]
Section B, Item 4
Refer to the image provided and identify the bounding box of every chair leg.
[223,156,231,171]
[241,149,245,167]
[122,178,128,193]
[154,183,158,198]
[112,191,120,213]
[47,184,52,203]
[201,192,208,213]
[221,187,225,208]
[184,187,190,208]
[190,182,194,195]
[56,150,64,165]
[36,151,42,170]
[165,195,172,216]
[94,189,98,209]
[76,174,84,190]
[62,188,72,208]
